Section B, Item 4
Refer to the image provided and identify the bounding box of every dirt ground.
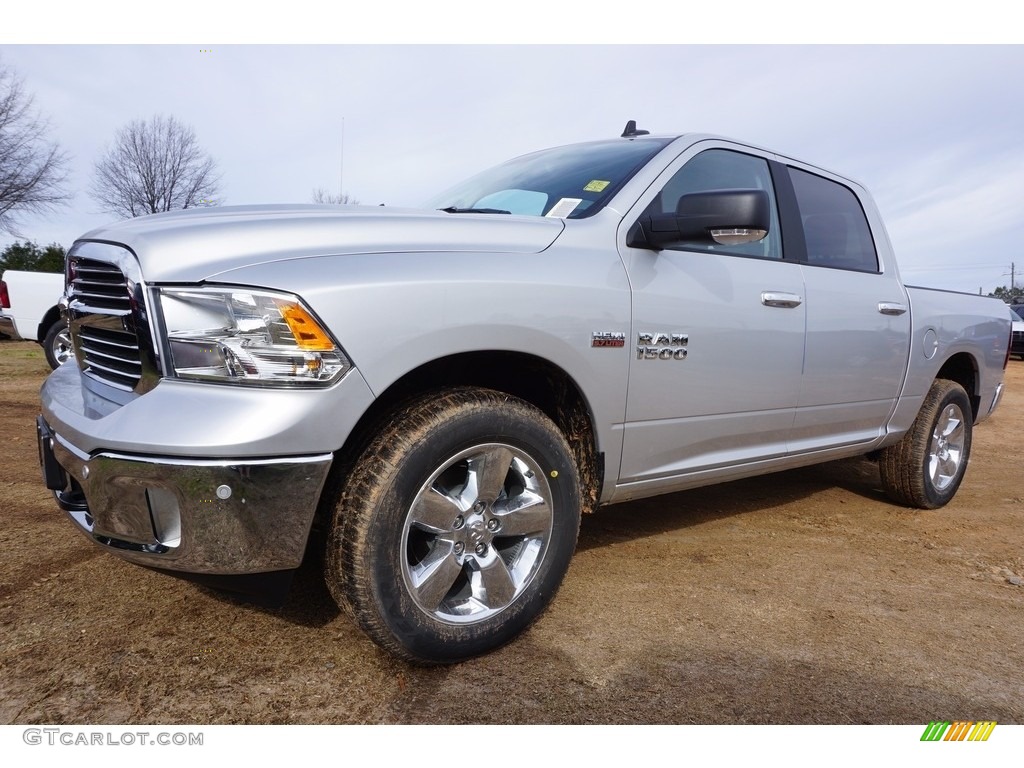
[1,339,1021,724]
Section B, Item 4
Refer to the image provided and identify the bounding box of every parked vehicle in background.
[37,124,1012,663]
[1011,308,1024,360]
[0,270,69,368]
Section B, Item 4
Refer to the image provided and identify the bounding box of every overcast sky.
[2,43,1022,294]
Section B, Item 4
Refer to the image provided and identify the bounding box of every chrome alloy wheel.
[52,328,73,365]
[401,443,554,624]
[928,403,966,492]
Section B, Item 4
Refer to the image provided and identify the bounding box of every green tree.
[0,240,65,273]
[989,285,1024,304]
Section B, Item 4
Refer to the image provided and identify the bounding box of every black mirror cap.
[629,189,770,250]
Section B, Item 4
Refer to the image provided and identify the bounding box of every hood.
[76,205,565,282]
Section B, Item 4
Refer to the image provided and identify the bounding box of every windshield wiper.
[439,206,511,215]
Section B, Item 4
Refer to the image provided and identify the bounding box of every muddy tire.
[879,379,973,509]
[43,319,73,369]
[325,387,581,663]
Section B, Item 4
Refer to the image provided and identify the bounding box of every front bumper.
[38,415,332,574]
[38,360,377,578]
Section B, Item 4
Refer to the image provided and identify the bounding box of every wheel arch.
[318,351,602,529]
[37,304,62,343]
[934,352,980,422]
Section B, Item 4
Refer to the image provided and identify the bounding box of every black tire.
[325,387,581,663]
[42,319,73,369]
[879,379,973,509]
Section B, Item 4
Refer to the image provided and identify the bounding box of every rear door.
[778,165,911,451]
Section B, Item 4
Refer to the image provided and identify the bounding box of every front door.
[616,144,806,494]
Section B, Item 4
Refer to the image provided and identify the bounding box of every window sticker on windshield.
[546,198,582,218]
[583,180,610,193]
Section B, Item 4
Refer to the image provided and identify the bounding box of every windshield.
[425,137,673,219]
[1011,309,1023,323]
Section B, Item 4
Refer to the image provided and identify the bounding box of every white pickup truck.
[0,269,69,368]
[37,124,1012,662]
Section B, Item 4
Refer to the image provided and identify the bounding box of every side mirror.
[628,189,770,250]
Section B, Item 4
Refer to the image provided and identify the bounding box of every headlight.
[157,287,351,386]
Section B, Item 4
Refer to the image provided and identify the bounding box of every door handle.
[761,291,803,308]
[878,302,908,316]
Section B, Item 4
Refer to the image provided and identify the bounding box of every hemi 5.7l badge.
[637,332,688,360]
[591,331,626,348]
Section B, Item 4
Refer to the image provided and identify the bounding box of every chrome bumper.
[38,416,332,575]
[988,381,1004,417]
[0,313,22,340]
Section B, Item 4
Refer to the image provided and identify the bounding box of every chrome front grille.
[67,247,149,393]
[77,326,143,390]
[70,258,132,312]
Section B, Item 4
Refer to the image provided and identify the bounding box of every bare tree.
[91,115,221,218]
[311,187,358,205]
[0,63,70,236]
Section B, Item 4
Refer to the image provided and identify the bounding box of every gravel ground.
[1,340,1021,724]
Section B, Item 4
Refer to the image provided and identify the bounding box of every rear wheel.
[879,379,972,509]
[325,388,581,663]
[43,319,73,369]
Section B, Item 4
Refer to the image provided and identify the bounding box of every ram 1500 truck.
[37,126,1011,663]
[1,269,70,368]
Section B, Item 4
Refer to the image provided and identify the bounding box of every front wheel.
[325,388,581,663]
[43,319,73,369]
[879,379,973,509]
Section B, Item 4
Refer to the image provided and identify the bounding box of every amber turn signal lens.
[277,302,336,351]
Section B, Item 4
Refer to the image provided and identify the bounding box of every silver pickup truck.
[38,125,1011,662]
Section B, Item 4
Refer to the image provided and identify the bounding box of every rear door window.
[789,168,879,273]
